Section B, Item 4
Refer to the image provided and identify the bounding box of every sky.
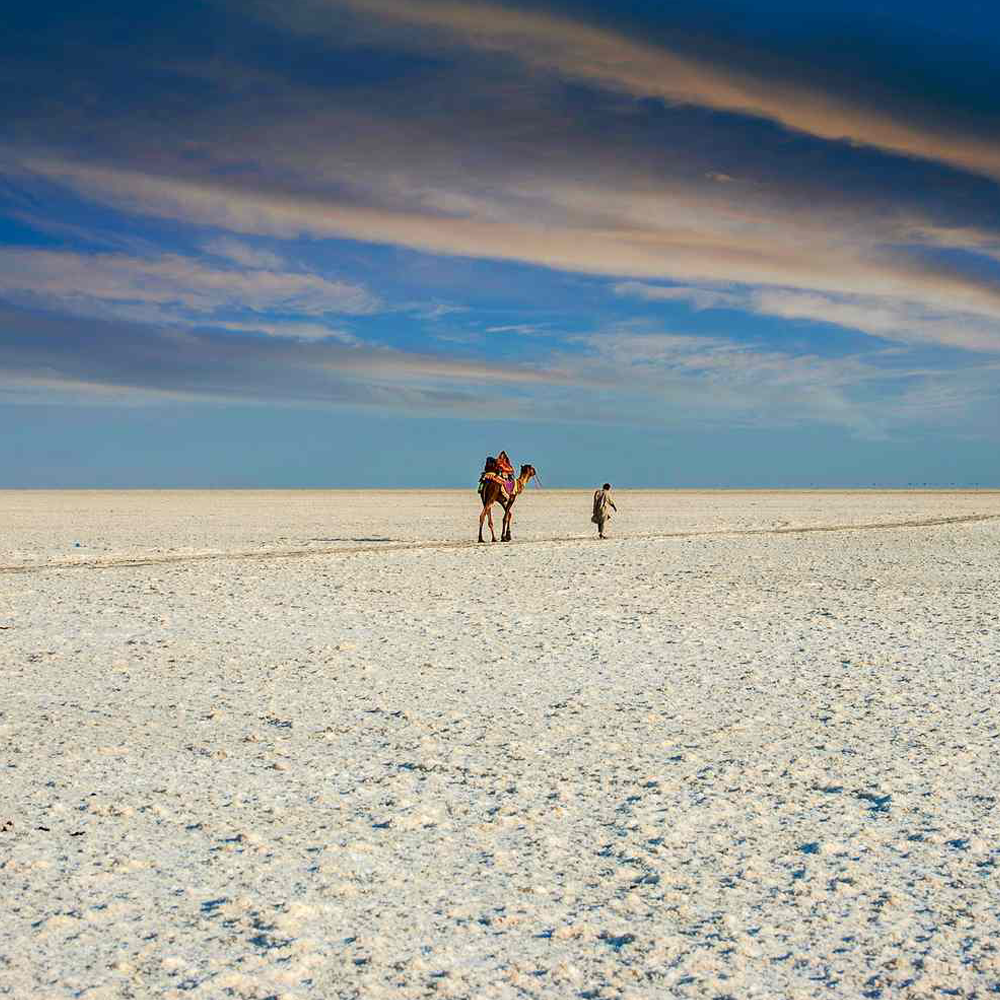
[3,0,1000,486]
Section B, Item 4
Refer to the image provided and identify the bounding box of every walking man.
[592,483,617,539]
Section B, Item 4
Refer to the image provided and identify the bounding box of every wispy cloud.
[614,282,742,311]
[485,324,548,336]
[898,221,1000,264]
[280,0,1000,183]
[207,319,362,343]
[566,326,1000,438]
[3,298,997,440]
[615,280,1000,354]
[0,304,579,410]
[202,236,286,270]
[748,290,1000,353]
[21,159,1000,347]
[412,303,468,321]
[0,246,379,322]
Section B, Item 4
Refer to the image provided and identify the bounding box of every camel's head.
[520,463,537,482]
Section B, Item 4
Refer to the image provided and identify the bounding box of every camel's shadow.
[309,537,396,543]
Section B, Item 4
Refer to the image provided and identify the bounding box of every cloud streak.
[202,237,286,271]
[614,281,1000,354]
[0,246,379,328]
[284,0,1000,183]
[20,159,1000,351]
[0,303,579,409]
[567,326,1000,439]
[614,282,742,311]
[6,301,989,439]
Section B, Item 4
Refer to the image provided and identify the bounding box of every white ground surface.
[2,489,999,999]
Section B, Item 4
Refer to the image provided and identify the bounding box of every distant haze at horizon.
[3,407,998,489]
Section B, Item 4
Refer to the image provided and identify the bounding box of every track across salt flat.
[1,510,997,575]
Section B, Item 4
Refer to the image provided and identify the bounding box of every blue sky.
[3,0,1000,485]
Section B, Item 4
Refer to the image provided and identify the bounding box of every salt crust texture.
[1,489,999,999]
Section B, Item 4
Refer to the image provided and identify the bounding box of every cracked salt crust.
[1,489,999,998]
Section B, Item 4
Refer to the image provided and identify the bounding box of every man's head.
[603,483,611,490]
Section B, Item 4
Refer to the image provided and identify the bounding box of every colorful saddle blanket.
[479,471,517,500]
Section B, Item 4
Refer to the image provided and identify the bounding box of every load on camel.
[477,450,538,543]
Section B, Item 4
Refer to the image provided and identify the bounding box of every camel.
[478,463,537,543]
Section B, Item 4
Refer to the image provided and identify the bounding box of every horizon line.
[2,485,999,492]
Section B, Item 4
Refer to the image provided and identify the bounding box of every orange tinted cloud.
[316,0,1000,182]
[24,158,1000,346]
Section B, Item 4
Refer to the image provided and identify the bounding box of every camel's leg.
[479,502,497,543]
[502,504,512,542]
